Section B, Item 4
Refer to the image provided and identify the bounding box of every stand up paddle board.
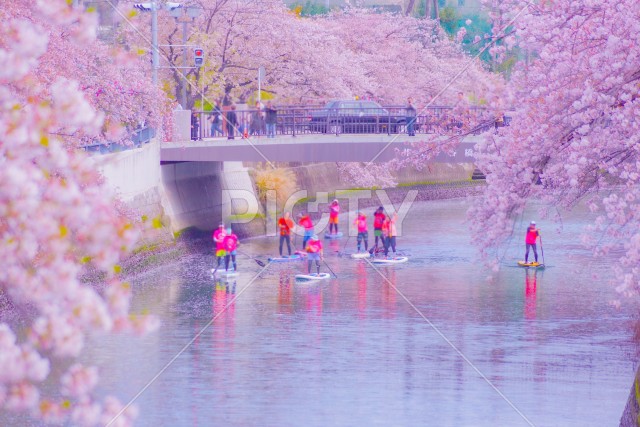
[269,254,304,262]
[324,232,343,239]
[295,273,331,281]
[517,261,545,269]
[211,269,239,277]
[371,256,409,264]
[351,252,371,259]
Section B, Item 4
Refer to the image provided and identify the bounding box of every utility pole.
[151,1,159,84]
[181,20,188,107]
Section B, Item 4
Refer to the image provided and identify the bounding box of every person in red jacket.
[305,234,324,275]
[223,227,239,272]
[373,206,385,251]
[278,212,295,257]
[212,222,227,270]
[525,221,540,264]
[328,199,340,235]
[298,211,314,250]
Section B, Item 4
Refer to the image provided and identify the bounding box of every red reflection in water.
[210,279,237,401]
[357,262,367,319]
[382,267,397,319]
[278,270,293,314]
[525,270,537,320]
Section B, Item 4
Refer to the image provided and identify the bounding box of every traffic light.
[194,48,204,67]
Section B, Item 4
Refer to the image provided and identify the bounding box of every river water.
[83,199,637,426]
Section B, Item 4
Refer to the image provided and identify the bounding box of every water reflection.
[46,200,640,427]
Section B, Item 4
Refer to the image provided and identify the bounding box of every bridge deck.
[161,134,482,163]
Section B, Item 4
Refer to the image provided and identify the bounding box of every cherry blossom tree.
[468,0,640,297]
[322,8,495,105]
[1,1,158,425]
[8,0,168,146]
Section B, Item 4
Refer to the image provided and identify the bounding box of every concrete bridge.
[161,134,483,163]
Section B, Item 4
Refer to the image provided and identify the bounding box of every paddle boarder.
[299,211,314,250]
[305,234,324,275]
[328,199,340,235]
[223,227,239,272]
[278,212,295,257]
[383,212,398,259]
[373,206,385,252]
[525,221,540,264]
[212,222,227,270]
[354,211,369,253]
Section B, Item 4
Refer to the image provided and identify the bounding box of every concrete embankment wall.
[95,141,476,239]
[620,369,640,427]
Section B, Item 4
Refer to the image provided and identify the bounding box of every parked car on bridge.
[309,100,416,134]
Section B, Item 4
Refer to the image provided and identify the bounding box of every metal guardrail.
[191,105,510,140]
[81,127,156,154]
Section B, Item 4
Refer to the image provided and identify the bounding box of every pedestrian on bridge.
[209,102,223,137]
[250,101,265,136]
[226,104,238,140]
[191,112,200,141]
[406,97,416,136]
[265,101,277,138]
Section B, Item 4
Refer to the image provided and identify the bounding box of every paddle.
[539,235,545,266]
[236,249,266,267]
[323,258,338,278]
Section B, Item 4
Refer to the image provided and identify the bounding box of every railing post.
[387,110,391,136]
[292,108,296,137]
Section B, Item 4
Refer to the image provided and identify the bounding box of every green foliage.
[289,1,330,16]
[440,7,458,34]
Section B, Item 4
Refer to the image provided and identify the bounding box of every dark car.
[309,100,414,134]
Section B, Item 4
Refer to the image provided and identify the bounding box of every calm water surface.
[84,199,638,426]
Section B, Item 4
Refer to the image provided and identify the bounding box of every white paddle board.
[324,232,343,239]
[211,269,239,277]
[295,273,331,281]
[371,256,408,264]
[269,254,303,262]
[351,252,371,259]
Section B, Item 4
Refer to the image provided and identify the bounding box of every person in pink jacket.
[383,212,398,259]
[354,211,368,253]
[305,235,324,275]
[212,222,227,270]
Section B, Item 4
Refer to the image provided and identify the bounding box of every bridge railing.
[80,126,156,153]
[192,105,508,140]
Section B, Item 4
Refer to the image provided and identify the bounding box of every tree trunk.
[405,0,417,16]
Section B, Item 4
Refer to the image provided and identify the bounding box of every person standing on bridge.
[191,112,200,141]
[250,101,264,136]
[265,101,277,138]
[406,97,417,137]
[226,104,238,140]
[209,102,223,137]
